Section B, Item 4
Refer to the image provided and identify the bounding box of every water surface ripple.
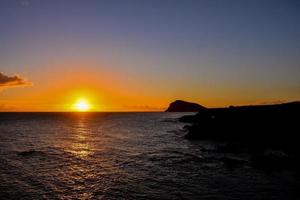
[0,113,298,199]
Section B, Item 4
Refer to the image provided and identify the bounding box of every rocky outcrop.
[250,150,296,170]
[165,100,207,112]
[180,101,300,171]
[182,101,300,143]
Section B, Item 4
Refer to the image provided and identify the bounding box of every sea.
[0,112,298,200]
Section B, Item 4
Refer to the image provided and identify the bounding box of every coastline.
[179,101,300,171]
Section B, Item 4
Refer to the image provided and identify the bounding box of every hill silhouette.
[165,100,207,112]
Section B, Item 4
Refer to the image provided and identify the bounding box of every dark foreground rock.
[250,150,297,171]
[181,101,300,170]
[18,150,40,156]
[165,100,207,112]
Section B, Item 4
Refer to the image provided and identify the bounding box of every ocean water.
[0,112,298,200]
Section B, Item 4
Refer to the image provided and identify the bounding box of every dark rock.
[216,143,248,154]
[179,101,300,171]
[179,114,198,123]
[250,150,297,171]
[18,150,40,156]
[183,101,300,148]
[165,100,207,112]
[220,156,249,169]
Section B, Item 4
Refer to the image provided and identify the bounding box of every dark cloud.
[0,72,32,89]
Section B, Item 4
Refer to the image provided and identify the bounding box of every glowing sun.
[73,99,91,112]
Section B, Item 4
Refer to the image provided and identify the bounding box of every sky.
[0,0,299,111]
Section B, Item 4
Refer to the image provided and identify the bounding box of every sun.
[73,99,91,112]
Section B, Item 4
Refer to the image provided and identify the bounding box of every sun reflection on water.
[69,114,93,157]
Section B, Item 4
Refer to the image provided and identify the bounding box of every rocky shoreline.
[179,101,300,171]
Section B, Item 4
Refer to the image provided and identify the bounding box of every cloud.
[0,72,32,89]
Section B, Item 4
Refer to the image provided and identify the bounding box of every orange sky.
[1,63,297,112]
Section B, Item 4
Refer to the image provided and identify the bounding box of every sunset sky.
[1,0,299,111]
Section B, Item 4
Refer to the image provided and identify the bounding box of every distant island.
[178,101,300,170]
[165,100,207,112]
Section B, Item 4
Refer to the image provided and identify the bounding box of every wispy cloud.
[0,72,32,89]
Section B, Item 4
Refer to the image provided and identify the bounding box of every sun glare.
[73,99,91,112]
